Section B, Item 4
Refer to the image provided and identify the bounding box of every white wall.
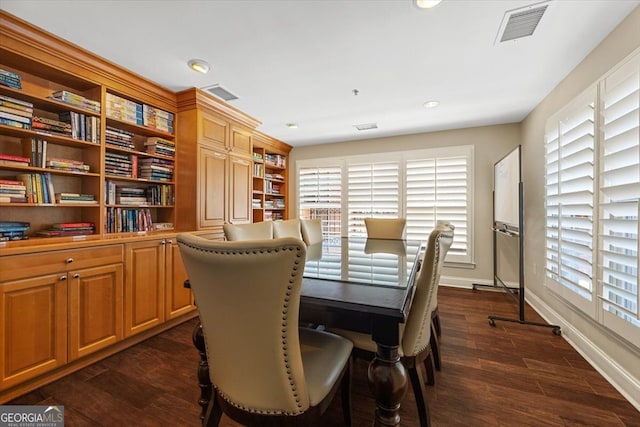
[289,123,521,286]
[521,6,640,409]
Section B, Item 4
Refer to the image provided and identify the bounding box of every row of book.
[0,94,33,129]
[252,197,262,209]
[105,207,153,233]
[139,157,174,181]
[265,153,287,168]
[104,151,174,181]
[50,90,101,113]
[37,222,95,237]
[0,179,27,203]
[264,211,284,221]
[59,111,100,143]
[145,137,175,157]
[265,198,285,209]
[104,180,173,206]
[0,68,22,90]
[254,163,264,178]
[105,126,135,150]
[105,93,174,134]
[105,151,134,177]
[266,181,282,195]
[0,153,29,167]
[32,116,71,138]
[265,172,285,181]
[0,221,29,241]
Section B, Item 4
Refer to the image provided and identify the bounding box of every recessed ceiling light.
[286,123,298,129]
[423,100,440,108]
[415,0,442,9]
[188,59,211,74]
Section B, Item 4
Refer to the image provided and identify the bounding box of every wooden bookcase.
[0,12,177,244]
[252,131,291,223]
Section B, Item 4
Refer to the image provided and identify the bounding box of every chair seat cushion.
[299,327,353,406]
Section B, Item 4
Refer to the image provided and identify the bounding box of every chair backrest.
[364,218,406,240]
[223,221,273,241]
[272,218,303,240]
[177,234,310,414]
[401,222,454,357]
[429,220,455,312]
[300,218,323,245]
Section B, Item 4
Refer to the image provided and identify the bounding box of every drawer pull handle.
[73,273,80,279]
[66,258,74,264]
[60,275,67,281]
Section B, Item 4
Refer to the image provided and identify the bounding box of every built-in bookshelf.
[103,91,176,233]
[252,132,290,223]
[0,26,177,243]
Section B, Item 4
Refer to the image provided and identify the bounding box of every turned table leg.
[369,319,408,427]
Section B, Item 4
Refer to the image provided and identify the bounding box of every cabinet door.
[199,146,228,228]
[229,155,252,224]
[68,264,124,361]
[165,238,195,319]
[0,274,67,390]
[230,126,252,157]
[124,240,165,337]
[200,112,228,150]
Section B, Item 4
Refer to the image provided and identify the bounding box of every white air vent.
[495,1,549,44]
[354,123,378,131]
[202,84,239,102]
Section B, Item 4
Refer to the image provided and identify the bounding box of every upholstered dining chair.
[300,218,323,246]
[223,221,273,241]
[272,218,304,240]
[329,222,454,427]
[364,217,406,240]
[429,221,455,371]
[176,234,353,427]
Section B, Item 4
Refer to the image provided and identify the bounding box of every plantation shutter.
[599,53,640,346]
[298,166,342,237]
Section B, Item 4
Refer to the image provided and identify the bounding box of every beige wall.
[289,123,521,284]
[521,6,640,405]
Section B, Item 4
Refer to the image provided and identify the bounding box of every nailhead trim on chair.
[181,241,306,415]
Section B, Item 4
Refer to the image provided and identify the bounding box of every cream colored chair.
[272,218,303,240]
[364,217,406,239]
[329,222,454,427]
[177,234,353,427]
[300,218,323,246]
[223,221,273,241]
[430,220,455,371]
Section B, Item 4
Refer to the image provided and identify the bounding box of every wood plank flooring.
[10,287,640,426]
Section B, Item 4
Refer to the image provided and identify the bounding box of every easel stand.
[474,184,561,335]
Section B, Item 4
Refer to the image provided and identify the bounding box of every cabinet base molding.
[0,311,197,403]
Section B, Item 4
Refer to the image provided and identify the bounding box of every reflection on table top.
[303,237,424,288]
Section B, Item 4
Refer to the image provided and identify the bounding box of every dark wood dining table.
[188,236,424,427]
[300,237,424,427]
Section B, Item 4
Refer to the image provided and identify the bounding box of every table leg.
[192,321,212,423]
[368,343,408,427]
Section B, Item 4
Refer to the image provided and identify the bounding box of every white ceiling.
[2,0,638,147]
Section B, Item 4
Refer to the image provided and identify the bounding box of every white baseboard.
[525,289,640,412]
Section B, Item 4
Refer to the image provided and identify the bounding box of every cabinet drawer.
[0,245,124,282]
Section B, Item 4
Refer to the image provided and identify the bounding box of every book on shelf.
[0,68,22,90]
[0,110,32,124]
[0,153,30,163]
[50,90,101,113]
[16,172,55,204]
[55,192,97,204]
[47,157,90,173]
[0,94,33,109]
[0,221,29,240]
[0,117,30,129]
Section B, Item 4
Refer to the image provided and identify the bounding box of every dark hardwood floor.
[10,287,640,426]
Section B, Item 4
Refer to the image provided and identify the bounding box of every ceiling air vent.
[202,84,239,102]
[495,1,549,44]
[354,123,378,131]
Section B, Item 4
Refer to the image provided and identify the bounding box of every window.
[297,145,473,264]
[545,49,640,348]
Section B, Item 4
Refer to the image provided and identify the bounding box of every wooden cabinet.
[176,88,259,231]
[0,273,67,390]
[124,236,194,336]
[252,131,291,223]
[165,238,194,319]
[124,239,166,336]
[0,244,124,389]
[68,263,124,360]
